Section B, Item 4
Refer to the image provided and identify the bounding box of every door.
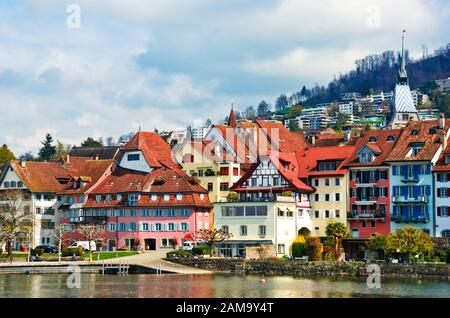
[108,240,117,251]
[144,238,156,250]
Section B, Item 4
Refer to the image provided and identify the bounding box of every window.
[176,194,183,200]
[108,223,117,232]
[324,210,329,218]
[369,137,377,142]
[325,178,330,186]
[411,130,419,136]
[181,223,189,231]
[259,225,266,236]
[129,223,137,232]
[315,211,320,218]
[277,244,285,254]
[168,223,175,231]
[222,225,229,233]
[240,225,247,236]
[278,208,284,217]
[439,188,448,198]
[3,182,10,188]
[314,179,319,187]
[119,223,126,232]
[318,161,340,172]
[325,194,330,201]
[142,223,149,231]
[128,194,139,206]
[335,178,340,186]
[441,230,450,238]
[207,183,213,191]
[314,194,319,201]
[117,194,122,201]
[95,195,101,203]
[220,183,229,191]
[410,143,424,156]
[17,181,23,188]
[155,223,162,231]
[220,167,229,176]
[359,152,374,163]
[361,221,366,228]
[163,194,170,201]
[151,194,158,201]
[335,210,340,218]
[127,153,140,161]
[387,135,395,142]
[233,167,239,176]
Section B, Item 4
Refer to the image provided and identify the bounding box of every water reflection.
[0,274,449,298]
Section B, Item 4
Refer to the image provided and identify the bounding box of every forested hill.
[304,42,450,105]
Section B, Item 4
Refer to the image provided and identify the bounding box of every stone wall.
[167,258,450,278]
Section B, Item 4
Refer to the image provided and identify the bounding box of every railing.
[347,212,386,220]
[393,196,427,203]
[226,195,296,203]
[391,215,429,224]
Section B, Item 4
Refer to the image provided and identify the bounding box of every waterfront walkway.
[0,251,211,275]
[97,250,212,275]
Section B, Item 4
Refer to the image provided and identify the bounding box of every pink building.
[59,131,212,251]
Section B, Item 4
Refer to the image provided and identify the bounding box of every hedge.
[192,245,210,255]
[62,247,84,257]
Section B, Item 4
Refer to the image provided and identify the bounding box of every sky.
[0,0,449,155]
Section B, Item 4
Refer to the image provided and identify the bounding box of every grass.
[0,253,28,259]
[84,251,138,261]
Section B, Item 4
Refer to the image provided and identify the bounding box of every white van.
[69,241,97,252]
[182,241,195,251]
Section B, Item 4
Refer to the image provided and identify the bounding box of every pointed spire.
[398,30,408,84]
[228,103,237,128]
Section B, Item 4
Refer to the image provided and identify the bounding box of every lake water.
[0,273,449,298]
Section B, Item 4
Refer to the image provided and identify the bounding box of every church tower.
[228,104,237,128]
[385,31,419,129]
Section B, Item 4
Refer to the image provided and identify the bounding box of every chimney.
[20,160,26,168]
[441,132,448,151]
[310,134,316,146]
[440,113,445,129]
[95,154,99,160]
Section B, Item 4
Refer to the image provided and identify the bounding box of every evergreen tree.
[81,137,103,147]
[55,140,71,158]
[0,144,16,164]
[38,134,56,161]
[288,120,301,132]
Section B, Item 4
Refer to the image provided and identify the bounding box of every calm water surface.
[0,274,449,298]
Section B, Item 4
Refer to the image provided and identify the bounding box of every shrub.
[62,247,83,257]
[30,248,44,256]
[306,237,322,261]
[192,245,210,255]
[0,248,2,255]
[166,250,193,258]
[227,192,239,202]
[292,242,307,258]
[446,247,450,264]
[281,191,293,197]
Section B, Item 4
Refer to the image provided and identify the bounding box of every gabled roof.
[209,124,251,161]
[385,120,450,162]
[122,131,177,168]
[433,143,450,172]
[69,146,120,160]
[342,129,403,167]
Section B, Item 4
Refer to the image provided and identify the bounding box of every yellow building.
[174,140,242,203]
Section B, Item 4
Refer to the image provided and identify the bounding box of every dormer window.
[368,137,377,143]
[116,194,122,201]
[410,143,425,157]
[151,194,158,201]
[128,194,139,206]
[127,154,140,161]
[163,194,170,201]
[411,130,419,136]
[445,155,450,164]
[176,194,183,200]
[387,135,395,142]
[429,128,437,135]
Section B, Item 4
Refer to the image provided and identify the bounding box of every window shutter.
[392,166,397,176]
[447,173,450,181]
[447,188,450,197]
[437,188,441,198]
[437,207,441,217]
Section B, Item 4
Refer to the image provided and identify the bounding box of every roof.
[69,146,120,160]
[122,131,177,168]
[385,120,450,162]
[342,129,403,167]
[392,84,417,113]
[433,143,450,172]
[211,124,251,161]
[297,145,356,178]
[314,133,345,147]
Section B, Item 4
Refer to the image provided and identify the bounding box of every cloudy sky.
[0,0,449,155]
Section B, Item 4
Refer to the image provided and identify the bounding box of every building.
[339,102,354,116]
[385,118,450,235]
[436,77,450,92]
[418,108,440,121]
[60,131,213,251]
[386,32,419,128]
[341,92,361,102]
[69,146,120,160]
[433,143,450,238]
[342,129,403,237]
[298,146,356,237]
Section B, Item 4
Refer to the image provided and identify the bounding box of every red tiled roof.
[385,120,450,162]
[433,143,450,172]
[297,146,356,178]
[342,129,403,167]
[123,131,177,168]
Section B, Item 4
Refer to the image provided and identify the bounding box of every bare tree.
[195,229,232,257]
[75,224,106,262]
[0,190,34,264]
[41,223,71,262]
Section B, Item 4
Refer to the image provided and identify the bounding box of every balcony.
[393,196,428,204]
[225,195,296,203]
[347,212,386,220]
[401,177,419,184]
[391,214,429,224]
[354,197,377,205]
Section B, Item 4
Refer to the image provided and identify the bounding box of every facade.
[436,77,450,92]
[298,146,355,237]
[433,144,450,238]
[342,130,403,237]
[385,118,450,235]
[60,131,213,251]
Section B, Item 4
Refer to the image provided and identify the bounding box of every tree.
[386,227,434,262]
[81,137,103,148]
[257,100,271,117]
[244,106,256,120]
[0,145,16,164]
[38,134,56,161]
[368,233,388,251]
[285,105,302,120]
[289,119,301,132]
[275,94,289,111]
[55,141,71,159]
[106,137,115,147]
[75,224,106,262]
[325,221,348,258]
[0,190,34,263]
[41,223,71,262]
[195,228,232,257]
[18,152,34,161]
[333,113,350,132]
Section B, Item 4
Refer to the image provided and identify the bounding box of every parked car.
[182,241,196,251]
[69,241,97,252]
[35,245,59,254]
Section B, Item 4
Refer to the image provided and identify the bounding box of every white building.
[436,77,450,92]
[339,102,354,116]
[434,148,450,238]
